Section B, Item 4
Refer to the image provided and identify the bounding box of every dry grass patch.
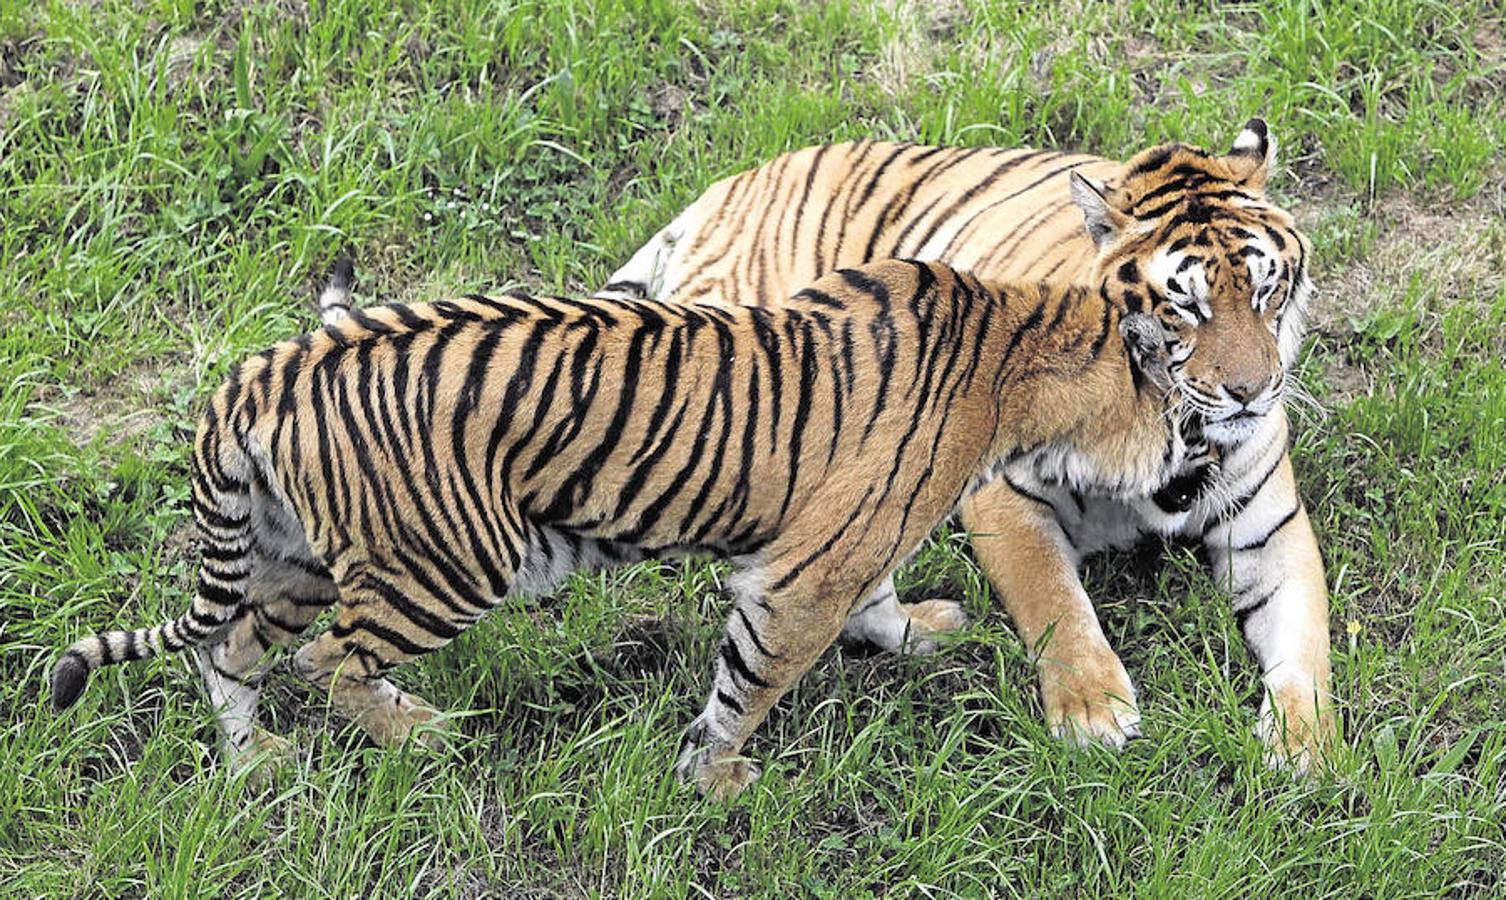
[1298,181,1505,403]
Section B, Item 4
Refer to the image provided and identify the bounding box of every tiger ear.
[1225,118,1277,191]
[1069,172,1129,248]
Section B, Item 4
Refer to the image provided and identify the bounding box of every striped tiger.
[52,259,1187,798]
[598,119,1335,768]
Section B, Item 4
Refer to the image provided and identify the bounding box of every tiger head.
[1070,119,1313,449]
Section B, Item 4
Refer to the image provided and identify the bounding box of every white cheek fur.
[1147,248,1210,321]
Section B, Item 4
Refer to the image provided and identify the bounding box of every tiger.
[51,259,1187,799]
[590,119,1336,769]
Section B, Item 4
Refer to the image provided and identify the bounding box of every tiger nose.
[1224,377,1266,406]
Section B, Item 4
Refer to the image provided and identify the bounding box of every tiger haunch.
[52,259,1181,797]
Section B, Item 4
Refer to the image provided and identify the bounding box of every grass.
[1,0,1503,895]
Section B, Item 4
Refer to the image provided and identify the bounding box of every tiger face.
[1070,119,1313,448]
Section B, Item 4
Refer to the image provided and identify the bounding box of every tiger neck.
[979,282,1180,497]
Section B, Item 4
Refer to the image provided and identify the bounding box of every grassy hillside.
[1,0,1502,895]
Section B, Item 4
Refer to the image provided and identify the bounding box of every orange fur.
[605,120,1335,767]
[52,260,1190,795]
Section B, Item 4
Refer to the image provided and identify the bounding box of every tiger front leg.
[1204,452,1335,771]
[675,566,856,801]
[960,479,1141,747]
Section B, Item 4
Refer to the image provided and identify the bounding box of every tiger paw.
[346,686,448,751]
[1257,681,1335,774]
[678,751,761,801]
[1038,652,1141,749]
[900,599,969,655]
[230,727,294,789]
[674,726,760,801]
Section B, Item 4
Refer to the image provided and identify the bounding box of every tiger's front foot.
[841,580,968,656]
[680,751,761,802]
[901,599,970,655]
[1038,649,1141,748]
[330,678,448,751]
[1257,680,1335,773]
[357,691,447,751]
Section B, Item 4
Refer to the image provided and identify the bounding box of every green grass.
[2,0,1504,895]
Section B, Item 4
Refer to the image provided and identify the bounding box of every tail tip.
[329,255,355,290]
[50,651,89,711]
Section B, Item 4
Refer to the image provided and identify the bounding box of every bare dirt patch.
[1296,179,1505,403]
[163,33,208,89]
[1305,185,1506,328]
[0,34,36,90]
[33,356,193,451]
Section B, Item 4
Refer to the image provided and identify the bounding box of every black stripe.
[362,574,464,641]
[995,302,1046,389]
[887,195,946,258]
[1002,472,1055,510]
[525,324,605,480]
[1128,145,1176,175]
[673,318,740,538]
[196,579,241,607]
[386,535,490,618]
[542,319,650,522]
[199,565,250,583]
[255,605,309,634]
[735,607,779,658]
[787,143,833,275]
[200,543,249,564]
[792,287,844,309]
[720,640,771,689]
[907,150,1056,253]
[768,485,875,592]
[1233,505,1299,552]
[838,268,895,441]
[851,589,890,617]
[775,316,818,521]
[612,397,692,528]
[195,507,249,531]
[749,310,784,447]
[445,326,513,594]
[1233,586,1276,629]
[1088,296,1115,358]
[600,280,647,297]
[1220,450,1284,520]
[333,617,431,659]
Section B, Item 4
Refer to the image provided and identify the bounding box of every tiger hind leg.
[675,564,860,800]
[291,563,497,750]
[839,575,968,655]
[197,552,338,777]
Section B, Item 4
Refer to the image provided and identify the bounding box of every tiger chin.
[51,259,1187,799]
